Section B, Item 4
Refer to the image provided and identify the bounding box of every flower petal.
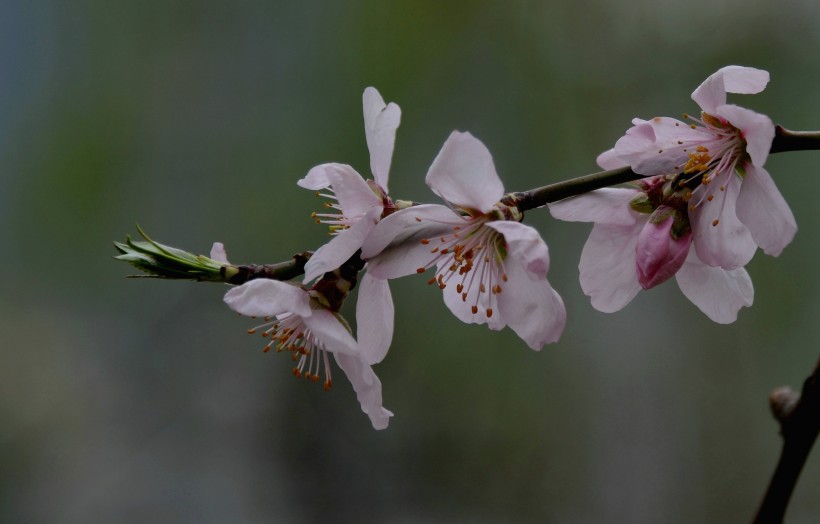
[579,222,643,312]
[485,221,550,279]
[441,270,501,330]
[690,174,757,269]
[495,254,566,349]
[333,352,393,430]
[363,87,401,193]
[325,164,383,218]
[549,188,641,227]
[691,66,769,114]
[735,164,797,257]
[356,273,394,365]
[676,249,753,324]
[302,308,358,355]
[223,280,311,318]
[303,207,381,283]
[298,163,332,190]
[362,204,463,279]
[597,148,627,170]
[425,131,504,212]
[210,242,229,264]
[716,104,774,167]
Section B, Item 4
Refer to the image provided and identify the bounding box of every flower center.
[671,113,747,229]
[415,214,509,319]
[246,314,334,391]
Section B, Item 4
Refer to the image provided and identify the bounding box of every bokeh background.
[2,1,819,522]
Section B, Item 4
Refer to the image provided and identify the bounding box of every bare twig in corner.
[752,358,820,524]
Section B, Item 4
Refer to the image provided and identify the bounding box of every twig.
[752,358,820,524]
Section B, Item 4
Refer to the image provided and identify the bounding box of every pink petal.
[362,87,401,192]
[334,352,394,430]
[549,188,641,227]
[495,254,566,349]
[675,249,753,324]
[325,165,383,218]
[635,215,692,289]
[692,66,769,114]
[716,104,774,167]
[735,164,797,257]
[485,221,550,279]
[361,204,464,279]
[596,148,627,170]
[356,273,394,365]
[425,131,504,212]
[298,163,332,190]
[302,308,358,355]
[210,242,229,263]
[690,174,757,270]
[302,207,381,283]
[579,222,643,312]
[223,280,311,318]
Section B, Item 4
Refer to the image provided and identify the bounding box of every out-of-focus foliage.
[1,1,819,523]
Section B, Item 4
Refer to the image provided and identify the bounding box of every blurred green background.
[2,1,819,522]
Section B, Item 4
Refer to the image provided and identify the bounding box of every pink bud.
[635,214,692,289]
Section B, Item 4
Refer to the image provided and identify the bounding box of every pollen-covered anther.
[427,276,436,285]
[247,328,257,334]
[416,267,426,274]
[293,368,301,378]
[712,219,720,227]
[420,238,430,245]
[456,284,464,293]
[492,285,502,294]
[486,308,493,318]
[471,305,478,314]
[323,380,332,391]
[707,194,714,202]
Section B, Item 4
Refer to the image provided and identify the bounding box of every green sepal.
[113,225,227,281]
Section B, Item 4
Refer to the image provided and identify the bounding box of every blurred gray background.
[1,1,819,522]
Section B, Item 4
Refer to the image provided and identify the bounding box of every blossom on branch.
[549,177,754,323]
[220,245,393,430]
[298,87,404,283]
[362,131,566,349]
[597,65,796,269]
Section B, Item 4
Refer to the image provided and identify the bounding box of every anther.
[427,277,436,285]
[415,217,422,222]
[707,195,714,202]
[456,284,464,293]
[420,238,430,245]
[486,308,493,318]
[416,267,426,274]
[712,219,720,227]
[471,305,478,314]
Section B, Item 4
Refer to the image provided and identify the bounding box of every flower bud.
[635,207,692,289]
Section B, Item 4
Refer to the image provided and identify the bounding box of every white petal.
[425,131,504,212]
[597,148,627,170]
[223,280,311,318]
[716,104,774,167]
[549,188,641,227]
[691,66,769,114]
[362,204,464,279]
[302,308,358,355]
[298,163,333,190]
[325,165,383,218]
[356,273,394,365]
[485,221,550,279]
[303,207,381,283]
[676,249,753,324]
[334,352,394,430]
[579,222,643,312]
[496,255,566,349]
[690,175,757,269]
[210,242,229,263]
[363,87,401,192]
[735,164,797,257]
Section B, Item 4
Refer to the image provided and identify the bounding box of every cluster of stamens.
[310,188,351,236]
[657,113,747,229]
[247,313,333,391]
[414,214,509,318]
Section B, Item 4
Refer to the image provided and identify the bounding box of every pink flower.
[598,66,796,269]
[219,247,393,430]
[362,131,566,349]
[298,87,403,283]
[549,178,754,324]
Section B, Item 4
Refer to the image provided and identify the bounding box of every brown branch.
[752,357,820,524]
